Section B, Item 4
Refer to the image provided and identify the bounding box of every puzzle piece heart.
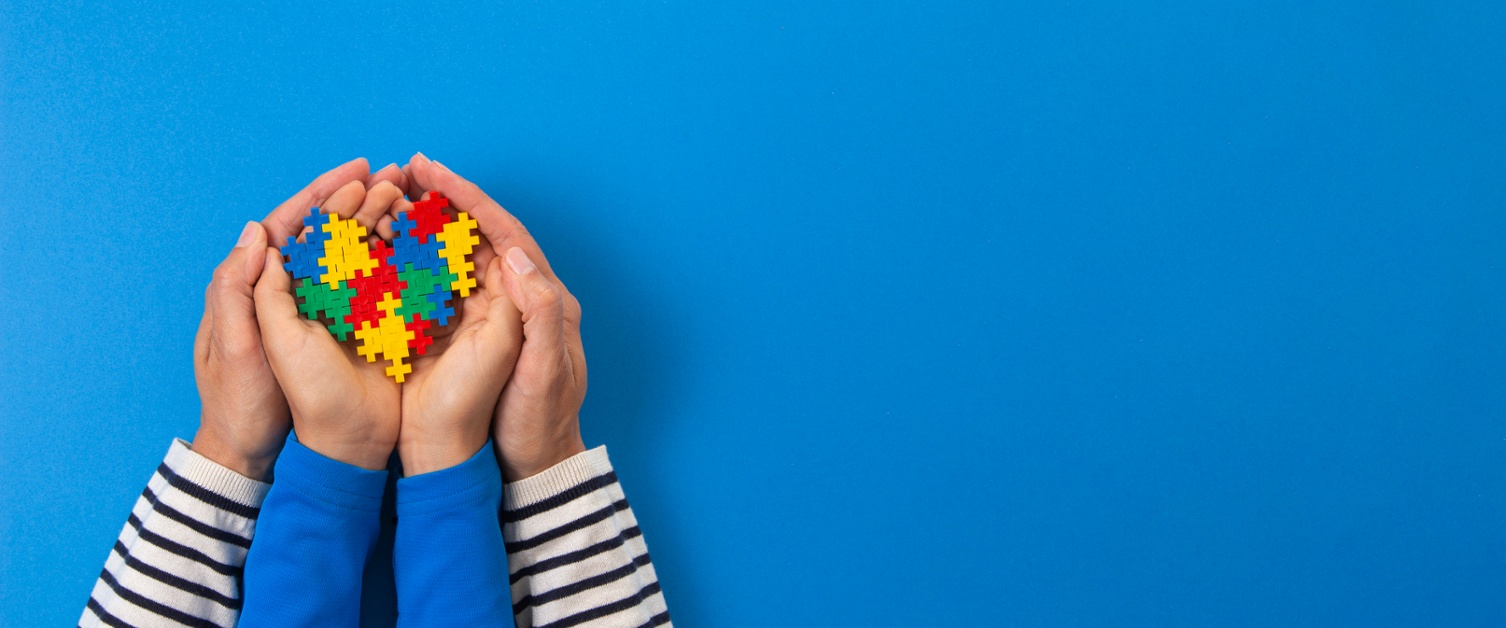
[278,191,480,382]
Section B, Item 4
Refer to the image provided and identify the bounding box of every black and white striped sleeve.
[80,439,270,628]
[503,446,671,628]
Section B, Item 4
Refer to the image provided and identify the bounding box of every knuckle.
[531,281,563,310]
[211,261,241,291]
[213,332,260,363]
[209,275,232,300]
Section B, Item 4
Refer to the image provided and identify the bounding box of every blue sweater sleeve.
[240,436,389,628]
[393,443,511,627]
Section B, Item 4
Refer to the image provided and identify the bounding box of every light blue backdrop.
[2,1,1504,625]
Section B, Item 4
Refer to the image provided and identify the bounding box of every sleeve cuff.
[273,434,390,512]
[503,445,613,511]
[395,442,501,517]
[168,438,271,508]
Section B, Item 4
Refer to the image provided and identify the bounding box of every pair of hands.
[191,155,586,479]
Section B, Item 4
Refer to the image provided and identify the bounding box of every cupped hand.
[192,158,386,480]
[251,179,407,470]
[401,154,588,481]
[398,215,525,476]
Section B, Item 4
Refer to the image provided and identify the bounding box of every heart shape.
[278,191,480,382]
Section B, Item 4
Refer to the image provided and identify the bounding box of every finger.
[365,162,404,190]
[400,155,430,201]
[323,180,368,220]
[481,256,524,354]
[354,181,404,230]
[378,195,414,241]
[206,222,271,358]
[501,247,569,385]
[263,158,370,245]
[407,155,561,282]
[253,246,309,350]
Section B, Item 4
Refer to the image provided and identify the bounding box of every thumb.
[208,222,268,334]
[480,256,524,363]
[252,244,307,350]
[501,247,568,380]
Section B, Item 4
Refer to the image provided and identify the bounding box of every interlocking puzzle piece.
[304,210,333,248]
[410,191,452,242]
[318,215,378,285]
[327,305,354,341]
[281,208,338,280]
[405,318,433,355]
[287,196,479,382]
[294,278,356,322]
[435,212,480,296]
[396,263,459,323]
[425,287,456,326]
[346,268,395,329]
[352,295,416,383]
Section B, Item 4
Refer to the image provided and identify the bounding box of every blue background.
[2,1,1504,625]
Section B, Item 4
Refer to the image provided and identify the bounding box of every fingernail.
[506,247,536,275]
[434,160,451,174]
[415,151,429,163]
[235,221,258,248]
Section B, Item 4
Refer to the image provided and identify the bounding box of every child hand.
[251,180,407,470]
[398,250,524,476]
[191,159,378,480]
[403,155,588,481]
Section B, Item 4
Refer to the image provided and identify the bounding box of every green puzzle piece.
[326,305,354,341]
[295,279,356,329]
[396,263,459,323]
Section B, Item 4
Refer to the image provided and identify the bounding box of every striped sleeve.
[80,439,271,628]
[503,446,671,628]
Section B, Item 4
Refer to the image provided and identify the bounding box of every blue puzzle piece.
[301,206,324,230]
[391,212,418,238]
[426,288,455,326]
[281,238,321,281]
[416,240,445,271]
[388,212,426,268]
[282,207,334,281]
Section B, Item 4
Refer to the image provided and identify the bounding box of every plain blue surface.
[2,1,1504,625]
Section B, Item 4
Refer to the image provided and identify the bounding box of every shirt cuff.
[395,442,501,517]
[502,445,613,511]
[169,438,272,509]
[273,434,389,512]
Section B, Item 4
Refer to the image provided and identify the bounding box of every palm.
[407,286,496,414]
[399,155,587,480]
[284,316,400,430]
[254,179,410,469]
[257,267,404,469]
[403,260,521,446]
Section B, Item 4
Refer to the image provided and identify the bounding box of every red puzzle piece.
[410,191,452,243]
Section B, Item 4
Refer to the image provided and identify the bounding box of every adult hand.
[398,193,526,476]
[192,158,378,480]
[402,154,588,481]
[252,179,407,470]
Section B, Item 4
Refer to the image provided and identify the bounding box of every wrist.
[296,431,394,471]
[190,429,275,481]
[399,430,489,476]
[498,433,588,482]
